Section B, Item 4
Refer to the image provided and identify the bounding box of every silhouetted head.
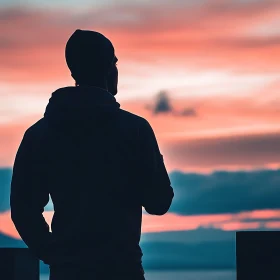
[65,29,118,95]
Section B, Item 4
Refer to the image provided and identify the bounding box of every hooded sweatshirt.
[10,86,174,270]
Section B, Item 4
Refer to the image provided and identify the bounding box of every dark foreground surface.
[41,270,236,280]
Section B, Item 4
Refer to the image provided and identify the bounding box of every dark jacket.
[10,86,174,268]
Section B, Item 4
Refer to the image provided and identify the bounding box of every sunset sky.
[1,0,280,246]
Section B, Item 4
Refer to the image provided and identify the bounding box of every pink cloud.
[236,209,280,220]
[214,221,261,231]
[264,221,280,229]
[1,1,280,84]
[0,211,19,239]
[142,212,234,233]
[2,2,280,172]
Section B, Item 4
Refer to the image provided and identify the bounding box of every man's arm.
[10,129,52,263]
[138,119,174,215]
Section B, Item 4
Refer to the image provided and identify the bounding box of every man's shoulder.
[24,118,46,137]
[118,109,148,126]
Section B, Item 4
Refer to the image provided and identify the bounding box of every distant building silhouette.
[236,231,280,280]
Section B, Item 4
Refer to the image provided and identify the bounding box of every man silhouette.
[10,29,174,280]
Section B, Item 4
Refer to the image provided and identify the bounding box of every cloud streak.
[1,208,280,239]
[2,0,280,84]
[2,108,280,170]
[2,167,280,238]
[161,132,280,171]
[2,168,280,216]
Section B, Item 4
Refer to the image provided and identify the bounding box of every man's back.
[10,85,174,273]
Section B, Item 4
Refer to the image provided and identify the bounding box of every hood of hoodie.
[44,86,120,130]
